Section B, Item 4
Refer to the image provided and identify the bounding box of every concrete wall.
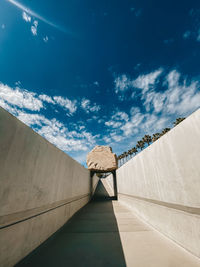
[106,108,200,258]
[0,107,99,267]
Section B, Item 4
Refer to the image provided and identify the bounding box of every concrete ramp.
[15,180,200,267]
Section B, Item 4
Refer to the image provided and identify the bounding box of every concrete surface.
[0,107,99,267]
[15,181,200,267]
[106,108,200,258]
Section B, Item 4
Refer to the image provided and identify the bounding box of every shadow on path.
[15,181,126,267]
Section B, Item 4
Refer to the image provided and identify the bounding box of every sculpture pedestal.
[90,170,118,200]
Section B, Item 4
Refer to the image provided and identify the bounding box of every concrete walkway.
[16,181,200,267]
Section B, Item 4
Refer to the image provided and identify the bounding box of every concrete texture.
[106,108,200,258]
[15,181,200,267]
[0,107,99,267]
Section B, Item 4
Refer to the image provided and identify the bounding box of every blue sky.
[0,0,200,165]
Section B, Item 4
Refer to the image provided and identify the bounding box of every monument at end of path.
[86,145,118,172]
[87,145,118,199]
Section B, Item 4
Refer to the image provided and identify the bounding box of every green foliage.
[142,134,152,145]
[152,133,160,142]
[173,117,185,126]
[136,140,145,150]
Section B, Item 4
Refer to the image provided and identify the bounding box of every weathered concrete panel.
[106,108,200,258]
[0,107,98,267]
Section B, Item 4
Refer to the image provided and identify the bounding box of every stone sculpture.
[87,145,118,171]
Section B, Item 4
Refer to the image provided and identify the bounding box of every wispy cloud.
[0,83,43,111]
[31,20,38,36]
[22,11,31,22]
[132,69,163,94]
[114,74,130,93]
[105,111,128,128]
[43,36,48,42]
[6,0,72,35]
[0,82,98,161]
[17,111,95,152]
[53,96,77,115]
[81,98,101,113]
[0,67,199,162]
[105,68,200,154]
[39,94,55,104]
[114,69,163,96]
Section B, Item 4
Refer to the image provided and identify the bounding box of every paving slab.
[15,181,200,267]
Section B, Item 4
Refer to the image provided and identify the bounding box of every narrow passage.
[16,181,200,267]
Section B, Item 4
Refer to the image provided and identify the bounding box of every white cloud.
[103,135,112,143]
[39,94,55,104]
[0,83,43,111]
[105,109,143,140]
[141,69,200,116]
[107,68,199,154]
[38,123,88,152]
[81,98,100,113]
[15,110,97,153]
[31,20,38,36]
[7,0,68,34]
[0,82,101,119]
[105,111,129,129]
[22,11,31,22]
[130,107,140,116]
[141,114,169,133]
[53,96,77,114]
[81,99,90,109]
[132,69,163,94]
[164,71,200,115]
[121,112,144,136]
[17,111,49,127]
[90,105,100,112]
[114,69,163,98]
[0,82,100,160]
[1,24,5,29]
[110,132,124,142]
[43,36,48,42]
[114,74,130,93]
[0,98,18,115]
[112,111,129,121]
[166,70,180,88]
[105,121,122,128]
[143,91,166,112]
[38,122,97,152]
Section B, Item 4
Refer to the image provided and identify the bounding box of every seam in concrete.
[0,193,90,229]
[119,193,200,216]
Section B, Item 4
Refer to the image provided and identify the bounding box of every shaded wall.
[0,108,98,267]
[106,108,200,258]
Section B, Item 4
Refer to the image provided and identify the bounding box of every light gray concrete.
[0,107,99,267]
[106,108,200,258]
[15,181,200,267]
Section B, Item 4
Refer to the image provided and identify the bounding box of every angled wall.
[106,108,200,258]
[0,107,98,267]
